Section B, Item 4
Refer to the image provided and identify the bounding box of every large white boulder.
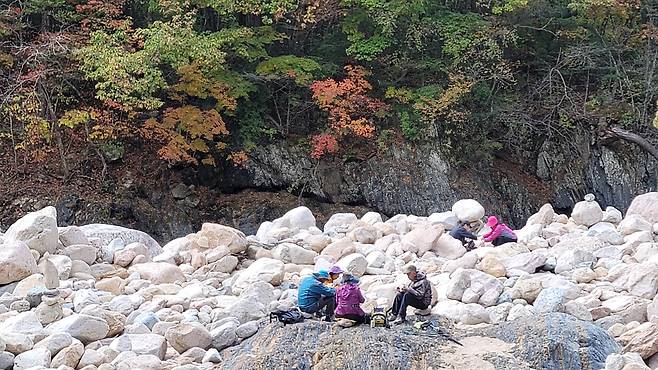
[110,334,167,360]
[555,249,596,274]
[323,213,358,234]
[128,263,185,284]
[618,322,658,359]
[210,321,238,350]
[608,262,658,299]
[626,192,658,224]
[433,234,466,260]
[271,206,316,231]
[13,347,51,370]
[526,204,555,226]
[4,206,58,256]
[361,212,383,225]
[571,196,603,227]
[58,226,90,247]
[165,323,211,353]
[228,299,268,324]
[47,314,109,343]
[431,300,490,325]
[79,224,162,257]
[271,243,318,265]
[348,226,382,244]
[233,258,285,291]
[451,199,485,223]
[0,311,43,334]
[602,206,623,224]
[445,269,503,307]
[401,225,444,256]
[428,212,459,230]
[586,222,624,245]
[501,251,547,275]
[190,223,247,254]
[336,253,368,277]
[0,241,38,285]
[618,214,653,236]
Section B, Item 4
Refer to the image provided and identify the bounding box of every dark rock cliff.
[3,133,655,242]
[211,135,657,228]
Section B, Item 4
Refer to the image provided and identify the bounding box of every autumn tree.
[309,65,387,158]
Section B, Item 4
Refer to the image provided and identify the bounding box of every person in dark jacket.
[449,221,478,251]
[390,264,432,325]
[298,270,336,321]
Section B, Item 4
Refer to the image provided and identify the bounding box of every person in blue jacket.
[298,269,336,321]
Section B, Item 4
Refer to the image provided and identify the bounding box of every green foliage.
[256,55,322,85]
[4,0,658,169]
[79,31,167,110]
[238,105,278,150]
[398,110,420,140]
[490,0,528,15]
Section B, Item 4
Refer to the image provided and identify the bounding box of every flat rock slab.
[481,312,620,370]
[220,316,532,370]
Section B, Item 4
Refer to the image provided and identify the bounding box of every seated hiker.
[327,265,344,287]
[335,273,368,325]
[449,221,478,251]
[390,265,432,325]
[298,269,336,322]
[483,216,518,246]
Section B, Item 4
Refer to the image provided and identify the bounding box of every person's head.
[341,273,359,285]
[314,269,330,282]
[486,216,499,228]
[329,266,344,281]
[402,264,417,280]
[463,221,473,231]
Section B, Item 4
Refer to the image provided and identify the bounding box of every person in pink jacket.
[483,216,518,246]
[334,273,368,324]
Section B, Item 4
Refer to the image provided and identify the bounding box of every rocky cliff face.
[2,133,654,242]
[213,136,657,228]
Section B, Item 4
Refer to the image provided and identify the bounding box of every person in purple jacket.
[483,216,517,246]
[334,273,368,325]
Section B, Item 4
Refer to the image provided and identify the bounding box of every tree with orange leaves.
[309,66,388,158]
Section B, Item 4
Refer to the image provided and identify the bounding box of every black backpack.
[270,308,304,326]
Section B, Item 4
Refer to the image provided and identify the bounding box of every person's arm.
[407,281,425,298]
[310,280,336,297]
[462,229,477,240]
[484,225,503,242]
[357,288,365,303]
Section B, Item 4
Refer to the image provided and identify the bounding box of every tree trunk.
[604,126,658,162]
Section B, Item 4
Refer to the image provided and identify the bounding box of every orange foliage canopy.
[143,106,229,165]
[309,65,387,158]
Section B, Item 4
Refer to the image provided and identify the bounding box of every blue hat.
[314,269,329,279]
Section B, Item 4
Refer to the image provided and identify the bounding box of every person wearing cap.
[327,266,344,287]
[483,216,517,246]
[335,273,368,325]
[390,265,432,325]
[298,269,336,321]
